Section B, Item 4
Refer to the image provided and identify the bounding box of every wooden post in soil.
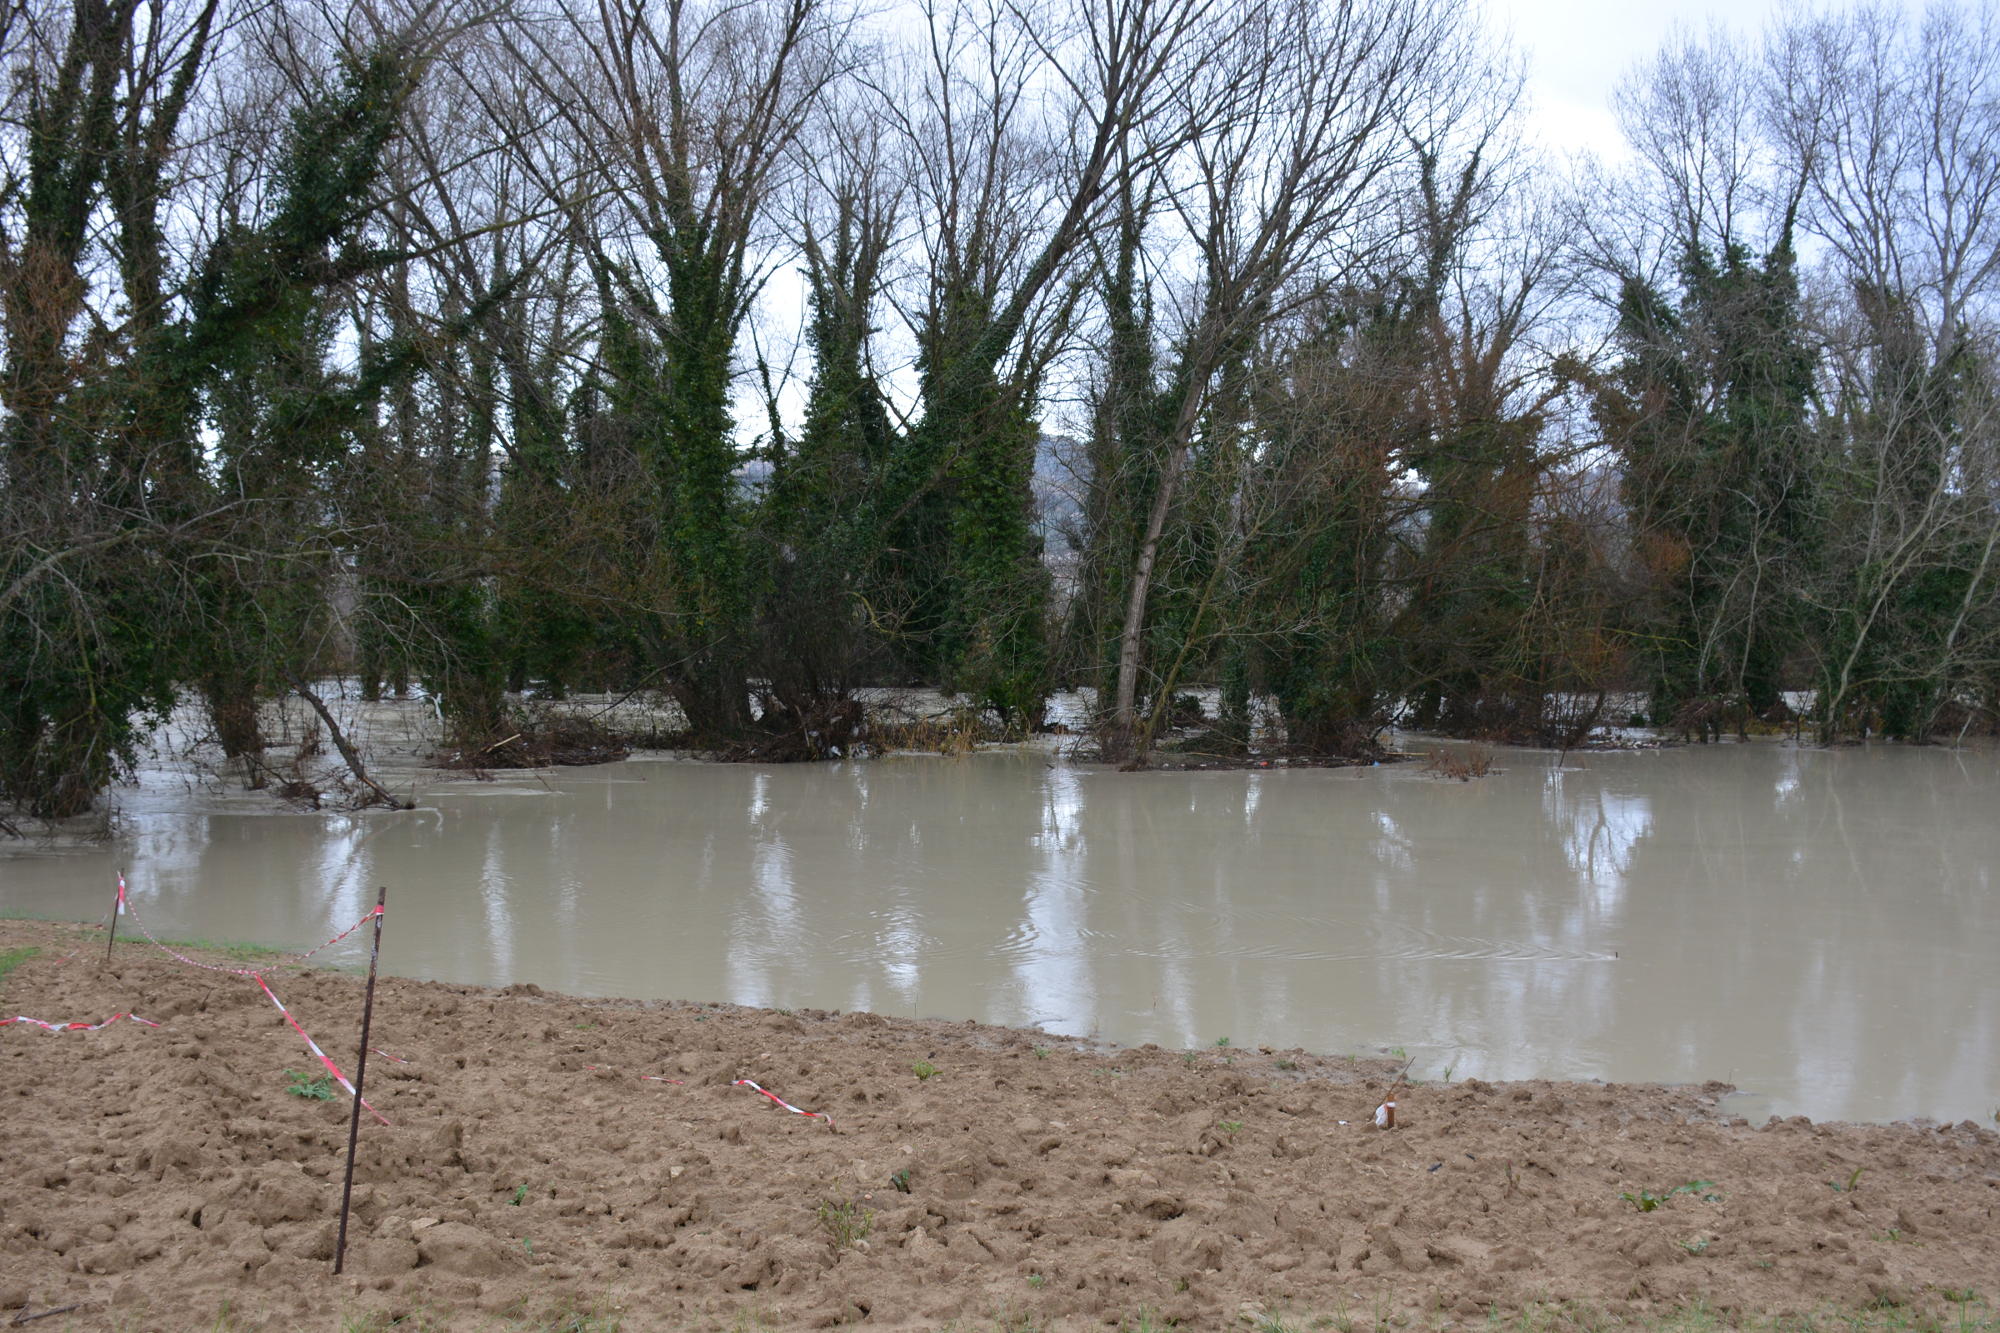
[1374,1055,1416,1130]
[333,885,388,1275]
[104,871,124,965]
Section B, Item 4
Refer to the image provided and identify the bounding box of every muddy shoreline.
[1,919,1996,1331]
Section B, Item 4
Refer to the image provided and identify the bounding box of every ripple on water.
[1118,920,1615,964]
[7,738,1996,1124]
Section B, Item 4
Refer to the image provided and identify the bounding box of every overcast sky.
[1492,0,1926,159]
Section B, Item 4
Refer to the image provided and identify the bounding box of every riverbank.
[0,682,1627,839]
[2,920,1995,1331]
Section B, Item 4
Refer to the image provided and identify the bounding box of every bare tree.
[1100,0,1480,762]
[489,0,851,739]
[1768,2,2000,737]
[853,0,1228,724]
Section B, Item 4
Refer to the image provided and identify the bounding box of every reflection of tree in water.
[35,744,2000,1120]
[1353,758,1625,1083]
[1609,745,2000,1119]
[725,779,799,1012]
[1540,768,1652,909]
[1008,764,1099,1035]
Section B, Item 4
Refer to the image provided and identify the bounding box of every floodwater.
[4,739,1996,1125]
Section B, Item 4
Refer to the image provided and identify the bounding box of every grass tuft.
[816,1190,874,1252]
[284,1069,337,1100]
[0,945,38,989]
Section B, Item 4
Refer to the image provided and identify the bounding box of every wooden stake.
[104,870,124,965]
[333,885,388,1275]
[1374,1055,1416,1130]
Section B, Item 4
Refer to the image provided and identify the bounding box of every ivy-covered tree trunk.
[938,380,1051,729]
[1238,321,1403,759]
[1070,206,1162,704]
[655,245,754,740]
[748,192,895,755]
[494,312,590,699]
[1,38,416,816]
[871,274,1044,728]
[1601,237,1814,728]
[0,0,166,816]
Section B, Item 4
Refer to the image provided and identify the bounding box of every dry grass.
[1424,743,1494,780]
[868,706,996,755]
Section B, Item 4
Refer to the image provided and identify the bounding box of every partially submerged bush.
[1424,744,1494,781]
[438,707,630,770]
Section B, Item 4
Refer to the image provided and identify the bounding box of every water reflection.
[4,742,1997,1123]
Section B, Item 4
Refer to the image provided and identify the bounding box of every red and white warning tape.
[114,874,260,976]
[115,874,383,977]
[106,872,391,1123]
[288,907,387,965]
[582,1069,830,1127]
[251,972,388,1126]
[2,1012,160,1033]
[17,876,394,1132]
[585,1065,684,1084]
[733,1078,834,1128]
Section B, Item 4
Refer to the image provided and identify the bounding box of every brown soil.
[2,920,1996,1331]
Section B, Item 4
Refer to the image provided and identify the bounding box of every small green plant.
[1275,1058,1297,1071]
[1032,1045,1050,1059]
[889,1169,911,1194]
[284,1069,336,1101]
[0,946,37,988]
[1213,1036,1231,1048]
[1389,1046,1407,1060]
[1680,1236,1711,1254]
[510,1183,529,1206]
[1181,1051,1199,1066]
[1219,1120,1244,1137]
[912,1060,939,1081]
[1620,1180,1720,1211]
[1827,1165,1866,1193]
[816,1193,875,1252]
[1027,1273,1045,1289]
[1441,1063,1456,1083]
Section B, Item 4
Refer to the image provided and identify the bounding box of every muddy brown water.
[4,739,1996,1125]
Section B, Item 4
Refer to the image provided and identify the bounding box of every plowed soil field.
[1,920,1995,1331]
